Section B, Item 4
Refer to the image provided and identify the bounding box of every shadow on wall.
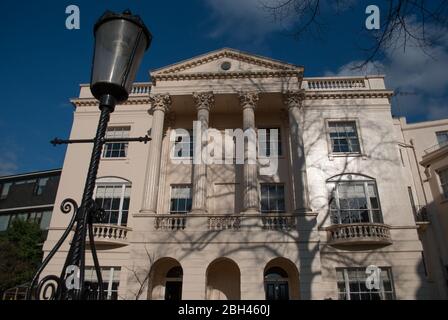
[123,76,433,300]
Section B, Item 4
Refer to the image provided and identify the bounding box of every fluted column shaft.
[141,94,171,213]
[240,92,260,213]
[191,92,214,213]
[285,91,310,212]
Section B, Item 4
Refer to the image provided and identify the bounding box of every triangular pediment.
[151,48,303,76]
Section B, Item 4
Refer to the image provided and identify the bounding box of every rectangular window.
[102,127,130,158]
[261,184,286,213]
[39,211,53,230]
[0,214,10,232]
[0,182,12,199]
[34,177,49,196]
[439,169,448,200]
[173,130,193,158]
[170,185,192,213]
[84,267,120,300]
[337,268,395,300]
[328,121,361,154]
[436,131,448,146]
[258,128,282,157]
[330,181,383,224]
[94,184,131,226]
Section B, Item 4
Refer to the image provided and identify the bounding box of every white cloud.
[326,19,448,121]
[202,0,295,43]
[0,151,18,176]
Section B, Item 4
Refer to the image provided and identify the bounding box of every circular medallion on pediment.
[220,61,231,71]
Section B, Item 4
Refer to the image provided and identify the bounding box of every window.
[258,128,282,157]
[264,267,289,300]
[438,169,448,200]
[436,131,448,146]
[173,130,193,158]
[84,267,120,300]
[34,177,49,196]
[4,210,53,231]
[329,178,383,224]
[328,121,361,154]
[0,182,12,199]
[94,184,131,226]
[261,184,285,213]
[165,266,183,300]
[0,215,10,232]
[337,268,395,300]
[102,127,130,158]
[170,185,192,213]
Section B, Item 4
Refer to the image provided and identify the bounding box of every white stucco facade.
[42,48,447,300]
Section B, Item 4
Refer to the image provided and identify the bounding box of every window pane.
[1,182,12,199]
[331,180,383,225]
[103,127,130,158]
[170,185,192,213]
[173,130,193,158]
[95,183,131,225]
[261,184,285,213]
[337,267,395,301]
[0,215,10,231]
[328,121,361,154]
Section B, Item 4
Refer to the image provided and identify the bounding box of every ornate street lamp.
[27,10,152,300]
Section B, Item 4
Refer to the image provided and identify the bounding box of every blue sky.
[0,0,447,175]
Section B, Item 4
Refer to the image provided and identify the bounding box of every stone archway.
[206,258,241,300]
[148,257,183,300]
[264,257,300,300]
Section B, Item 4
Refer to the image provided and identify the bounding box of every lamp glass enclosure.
[90,13,150,103]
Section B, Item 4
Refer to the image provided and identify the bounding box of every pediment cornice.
[151,48,304,78]
[152,70,303,83]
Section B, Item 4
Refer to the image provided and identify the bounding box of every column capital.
[239,92,259,110]
[192,91,214,111]
[150,93,171,113]
[283,90,305,110]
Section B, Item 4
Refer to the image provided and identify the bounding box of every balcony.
[413,205,430,231]
[261,214,297,230]
[151,213,300,231]
[154,214,187,230]
[326,223,392,246]
[88,224,131,246]
[424,140,448,154]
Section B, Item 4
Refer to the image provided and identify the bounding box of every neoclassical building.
[43,48,447,300]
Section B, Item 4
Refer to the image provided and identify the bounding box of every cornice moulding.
[152,70,303,82]
[151,48,304,75]
[71,97,151,107]
[304,90,394,99]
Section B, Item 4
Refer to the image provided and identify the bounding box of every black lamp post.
[27,10,152,300]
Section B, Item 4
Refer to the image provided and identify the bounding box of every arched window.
[94,177,131,226]
[264,267,289,300]
[327,174,383,225]
[165,266,183,300]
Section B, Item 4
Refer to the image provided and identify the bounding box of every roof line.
[0,168,62,181]
[150,47,304,74]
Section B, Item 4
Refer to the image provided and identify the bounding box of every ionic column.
[141,93,171,214]
[191,91,214,213]
[285,91,310,212]
[240,92,260,213]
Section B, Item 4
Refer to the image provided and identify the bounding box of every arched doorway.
[164,266,183,300]
[206,258,241,300]
[264,258,300,300]
[148,258,183,300]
